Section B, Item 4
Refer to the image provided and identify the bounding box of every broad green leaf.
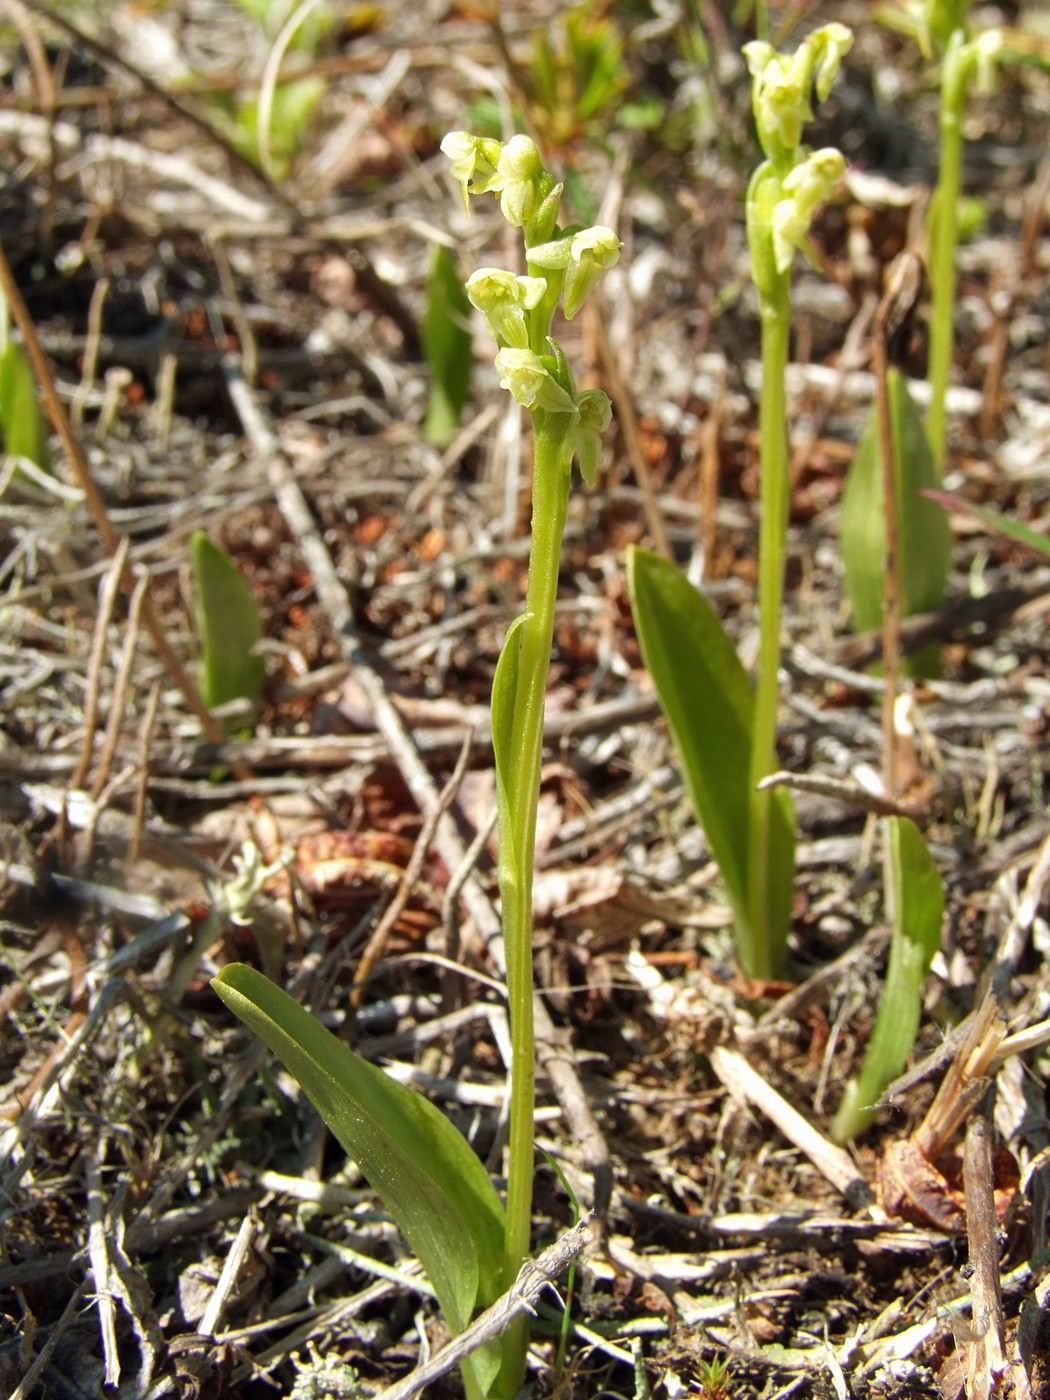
[831,816,943,1142]
[841,369,951,649]
[924,489,1050,563]
[627,546,794,973]
[212,964,506,1398]
[0,338,50,475]
[190,532,266,715]
[422,244,473,447]
[629,547,752,911]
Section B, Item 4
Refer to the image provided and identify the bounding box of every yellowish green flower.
[466,269,547,348]
[440,130,503,213]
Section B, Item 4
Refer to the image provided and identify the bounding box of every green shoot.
[0,293,50,477]
[743,24,851,976]
[444,128,617,1389]
[190,531,266,717]
[878,0,1003,467]
[831,816,944,1142]
[422,243,473,446]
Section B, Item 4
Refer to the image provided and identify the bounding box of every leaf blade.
[190,532,266,714]
[212,964,506,1395]
[831,816,943,1142]
[628,546,754,929]
[842,370,951,636]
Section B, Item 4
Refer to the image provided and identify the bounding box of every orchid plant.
[214,133,618,1400]
[630,24,851,981]
[442,129,617,1386]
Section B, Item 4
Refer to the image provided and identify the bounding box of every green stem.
[747,276,791,981]
[927,27,967,472]
[498,423,570,1387]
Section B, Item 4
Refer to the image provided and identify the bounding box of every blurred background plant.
[0,290,50,480]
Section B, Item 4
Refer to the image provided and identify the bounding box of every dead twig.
[963,1096,1007,1400]
[375,1216,597,1400]
[709,1044,877,1212]
[351,728,476,1008]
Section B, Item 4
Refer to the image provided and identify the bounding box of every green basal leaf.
[841,369,951,667]
[0,338,50,476]
[628,547,752,915]
[831,816,943,1142]
[422,244,473,447]
[213,964,506,1399]
[190,532,266,715]
[628,546,794,970]
[924,489,1050,563]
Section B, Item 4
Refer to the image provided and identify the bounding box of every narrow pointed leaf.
[842,369,951,634]
[190,532,266,713]
[923,489,1050,563]
[213,964,505,1397]
[832,816,943,1142]
[422,243,473,446]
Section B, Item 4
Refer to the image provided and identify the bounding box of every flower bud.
[495,135,544,228]
[572,389,612,486]
[529,226,621,319]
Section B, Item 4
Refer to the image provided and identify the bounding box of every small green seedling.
[841,367,952,670]
[630,24,851,981]
[215,133,618,1399]
[190,531,266,716]
[422,243,473,446]
[0,293,50,477]
[832,815,944,1142]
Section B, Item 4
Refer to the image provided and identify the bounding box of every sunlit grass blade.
[923,489,1050,562]
[213,963,507,1399]
[831,815,944,1142]
[190,531,266,715]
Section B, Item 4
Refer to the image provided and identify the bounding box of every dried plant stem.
[376,1216,596,1400]
[963,1098,1007,1399]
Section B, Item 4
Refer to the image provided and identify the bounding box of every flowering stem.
[498,423,570,1386]
[747,274,791,981]
[927,26,967,470]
